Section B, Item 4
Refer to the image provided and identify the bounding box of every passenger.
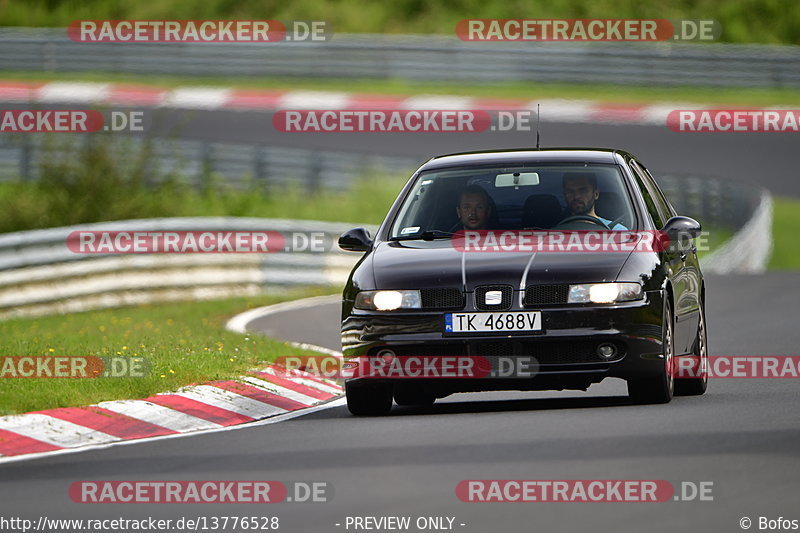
[562,174,627,230]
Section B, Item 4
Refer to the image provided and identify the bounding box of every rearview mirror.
[338,228,373,252]
[495,172,539,188]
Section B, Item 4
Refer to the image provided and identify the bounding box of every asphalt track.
[4,103,798,195]
[1,112,799,532]
[135,107,799,196]
[1,273,799,532]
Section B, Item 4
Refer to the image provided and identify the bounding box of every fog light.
[597,343,617,359]
[376,349,396,364]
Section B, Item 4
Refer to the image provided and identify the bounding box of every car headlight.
[568,283,643,304]
[355,290,422,311]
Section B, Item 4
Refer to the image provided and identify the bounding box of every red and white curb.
[0,80,683,126]
[0,296,344,463]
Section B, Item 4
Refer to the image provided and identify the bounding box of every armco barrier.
[0,217,377,319]
[700,191,773,274]
[0,28,799,88]
[0,134,417,190]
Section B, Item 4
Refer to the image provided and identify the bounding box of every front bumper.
[341,290,665,393]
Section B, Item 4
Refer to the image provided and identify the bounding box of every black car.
[338,148,708,416]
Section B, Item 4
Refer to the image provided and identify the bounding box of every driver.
[562,173,627,230]
[457,185,492,230]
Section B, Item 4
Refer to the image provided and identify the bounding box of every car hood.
[371,240,635,290]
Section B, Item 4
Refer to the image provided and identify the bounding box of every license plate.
[445,311,542,333]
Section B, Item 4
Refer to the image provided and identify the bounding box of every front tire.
[628,297,674,404]
[674,301,708,396]
[345,382,393,416]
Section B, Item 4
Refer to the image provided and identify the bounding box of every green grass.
[0,0,798,44]
[768,197,800,269]
[5,71,800,107]
[697,228,734,259]
[0,176,404,232]
[0,286,338,416]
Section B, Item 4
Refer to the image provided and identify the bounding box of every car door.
[645,164,703,353]
[629,160,693,355]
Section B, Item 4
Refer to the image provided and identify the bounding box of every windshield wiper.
[390,230,455,241]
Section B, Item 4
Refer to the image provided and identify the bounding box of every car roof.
[418,148,632,171]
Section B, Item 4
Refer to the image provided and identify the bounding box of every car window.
[389,164,636,238]
[641,165,678,218]
[629,160,668,228]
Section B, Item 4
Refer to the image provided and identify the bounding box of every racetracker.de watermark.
[456,19,720,42]
[0,356,149,378]
[451,230,685,253]
[275,355,541,380]
[456,480,713,502]
[671,356,800,379]
[68,20,330,42]
[0,110,145,133]
[274,110,492,133]
[667,110,800,132]
[69,480,332,503]
[66,231,334,253]
[274,109,583,133]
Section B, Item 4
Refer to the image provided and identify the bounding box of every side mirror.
[661,216,701,252]
[661,216,702,239]
[338,228,373,252]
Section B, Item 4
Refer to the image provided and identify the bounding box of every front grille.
[524,284,569,306]
[475,285,513,310]
[472,342,516,358]
[421,288,464,309]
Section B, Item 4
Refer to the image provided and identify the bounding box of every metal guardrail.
[701,191,772,274]
[0,217,378,319]
[0,28,799,88]
[0,134,417,190]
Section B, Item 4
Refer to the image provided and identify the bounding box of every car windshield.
[389,164,636,239]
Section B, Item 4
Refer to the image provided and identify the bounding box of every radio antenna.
[536,103,541,149]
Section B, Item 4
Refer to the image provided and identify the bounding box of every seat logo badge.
[485,290,503,305]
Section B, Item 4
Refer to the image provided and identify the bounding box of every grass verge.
[0,286,338,416]
[0,175,405,232]
[768,197,800,269]
[3,71,800,107]
[698,227,734,260]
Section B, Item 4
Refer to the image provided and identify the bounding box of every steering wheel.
[608,215,625,228]
[555,215,610,230]
[448,220,464,233]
